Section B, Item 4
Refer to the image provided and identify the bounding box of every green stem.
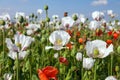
[1,28,5,76]
[81,54,83,80]
[108,62,110,76]
[46,10,48,18]
[111,54,113,75]
[30,53,32,80]
[94,60,97,80]
[16,53,19,80]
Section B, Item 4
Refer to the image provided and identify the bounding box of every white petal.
[45,46,54,50]
[105,76,117,80]
[6,38,18,52]
[83,58,95,70]
[21,36,34,51]
[85,41,94,57]
[62,16,75,28]
[4,73,12,80]
[100,44,113,58]
[8,51,17,60]
[19,51,28,59]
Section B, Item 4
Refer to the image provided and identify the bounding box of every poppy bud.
[41,37,46,43]
[117,46,120,53]
[44,5,48,10]
[115,66,119,72]
[0,20,5,25]
[46,17,50,22]
[113,32,119,39]
[78,38,84,44]
[19,16,24,23]
[31,13,34,18]
[106,39,112,45]
[72,14,78,21]
[88,71,92,75]
[79,45,84,50]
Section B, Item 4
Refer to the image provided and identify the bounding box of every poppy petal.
[38,69,49,80]
[42,66,58,79]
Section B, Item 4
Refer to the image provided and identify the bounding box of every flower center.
[16,43,21,49]
[93,48,99,58]
[55,39,62,46]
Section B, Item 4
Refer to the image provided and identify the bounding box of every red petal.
[38,69,49,80]
[42,66,58,79]
[59,57,68,65]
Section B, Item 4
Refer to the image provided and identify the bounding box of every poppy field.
[0,5,120,80]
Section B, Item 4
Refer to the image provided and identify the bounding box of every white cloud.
[91,0,108,6]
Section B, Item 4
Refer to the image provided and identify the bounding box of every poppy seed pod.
[115,66,119,72]
[93,48,99,57]
[31,13,34,18]
[46,17,50,22]
[19,16,24,23]
[44,5,48,10]
[0,20,5,25]
[72,14,78,21]
[117,46,120,53]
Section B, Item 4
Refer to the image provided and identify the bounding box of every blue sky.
[0,0,120,19]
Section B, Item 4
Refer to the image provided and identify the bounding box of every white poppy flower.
[15,12,25,19]
[52,15,59,19]
[76,52,82,61]
[107,10,116,18]
[105,76,117,80]
[62,16,75,28]
[83,58,95,70]
[37,9,43,14]
[89,20,101,30]
[46,30,70,50]
[79,14,86,23]
[52,15,59,22]
[107,26,114,31]
[92,11,104,21]
[0,13,11,21]
[117,22,120,25]
[26,24,40,35]
[4,73,12,80]
[6,33,34,60]
[85,40,113,58]
[107,10,113,15]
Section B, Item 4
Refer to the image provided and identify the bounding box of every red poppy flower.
[113,32,119,39]
[59,57,68,65]
[66,29,72,36]
[38,66,58,80]
[76,31,80,37]
[106,39,112,45]
[66,42,73,50]
[95,29,103,36]
[107,30,113,36]
[78,38,84,44]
